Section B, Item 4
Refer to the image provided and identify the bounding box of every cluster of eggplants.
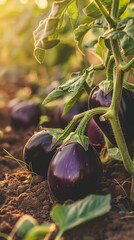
[23,128,103,201]
[89,86,134,146]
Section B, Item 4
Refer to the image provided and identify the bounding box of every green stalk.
[110,117,134,176]
[52,111,87,146]
[111,0,119,19]
[76,107,108,136]
[120,58,134,72]
[94,0,116,27]
[83,81,91,94]
[106,55,115,81]
[110,39,123,65]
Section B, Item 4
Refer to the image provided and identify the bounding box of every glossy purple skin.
[23,130,58,178]
[89,87,134,146]
[10,101,41,129]
[48,142,102,201]
[86,118,104,148]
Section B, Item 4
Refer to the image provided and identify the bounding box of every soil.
[0,80,134,240]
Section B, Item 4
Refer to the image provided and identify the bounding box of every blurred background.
[0,0,86,128]
[0,0,133,128]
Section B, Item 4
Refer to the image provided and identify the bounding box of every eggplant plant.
[32,0,134,203]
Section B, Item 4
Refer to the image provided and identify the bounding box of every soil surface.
[0,80,134,240]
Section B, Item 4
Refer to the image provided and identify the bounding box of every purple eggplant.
[23,130,59,178]
[10,101,41,129]
[47,142,102,201]
[86,118,104,149]
[89,86,134,146]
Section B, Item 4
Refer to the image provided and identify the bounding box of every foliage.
[33,0,134,202]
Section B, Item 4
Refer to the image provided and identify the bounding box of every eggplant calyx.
[60,132,90,151]
[98,79,113,96]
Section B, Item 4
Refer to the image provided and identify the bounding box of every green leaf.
[24,224,56,240]
[108,147,123,161]
[74,23,91,51]
[96,37,105,61]
[98,79,113,95]
[83,0,112,20]
[62,88,83,116]
[33,0,74,63]
[118,0,130,17]
[102,18,134,54]
[51,194,111,238]
[9,215,38,239]
[84,0,129,19]
[34,48,46,64]
[43,67,94,105]
[121,18,134,54]
[67,0,79,28]
[123,18,134,39]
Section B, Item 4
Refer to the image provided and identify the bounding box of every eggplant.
[10,101,41,129]
[47,142,102,201]
[86,118,104,149]
[23,130,59,178]
[89,86,134,146]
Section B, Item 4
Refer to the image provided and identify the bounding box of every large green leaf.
[43,66,94,105]
[51,194,111,238]
[103,18,134,54]
[74,23,91,50]
[62,88,83,116]
[84,0,130,19]
[33,0,74,63]
[121,18,134,54]
[83,0,112,19]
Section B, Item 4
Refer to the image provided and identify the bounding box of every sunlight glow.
[20,0,28,3]
[35,0,48,9]
[0,0,7,4]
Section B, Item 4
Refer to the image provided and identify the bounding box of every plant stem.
[111,0,119,19]
[106,55,115,81]
[110,39,123,65]
[84,81,91,94]
[110,69,124,112]
[110,117,134,176]
[76,107,108,136]
[94,0,116,27]
[52,110,88,146]
[120,58,134,72]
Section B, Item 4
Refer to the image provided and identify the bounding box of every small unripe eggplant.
[89,86,134,146]
[10,101,41,129]
[47,142,102,202]
[86,118,104,149]
[23,130,59,178]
